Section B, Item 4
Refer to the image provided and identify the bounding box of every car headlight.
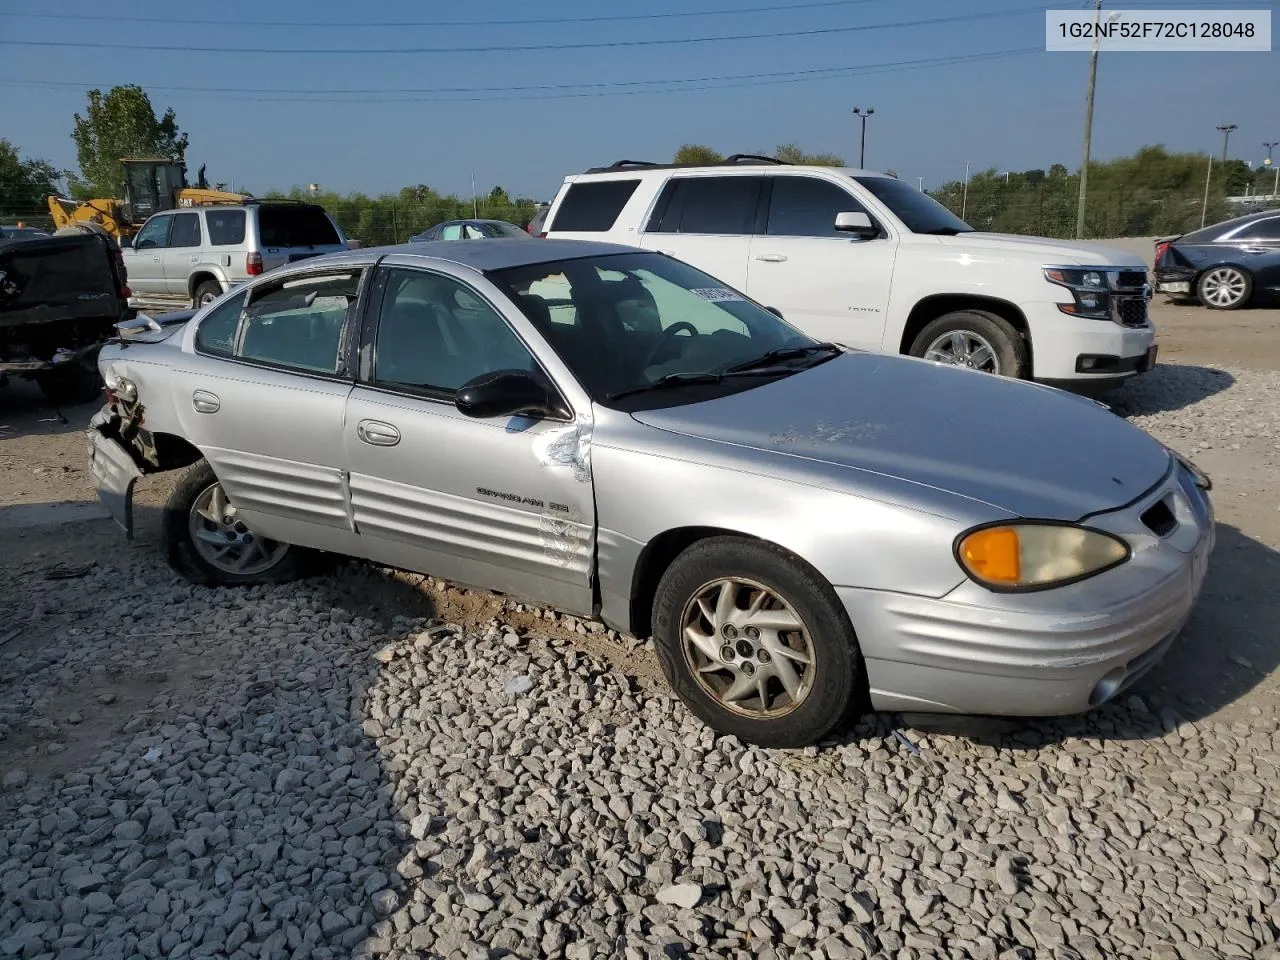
[955,522,1130,591]
[1044,267,1113,320]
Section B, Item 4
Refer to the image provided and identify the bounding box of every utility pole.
[961,160,970,220]
[917,176,923,192]
[1076,0,1103,239]
[1216,124,1237,164]
[851,106,874,168]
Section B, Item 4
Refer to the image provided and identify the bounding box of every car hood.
[629,353,1171,520]
[940,232,1145,267]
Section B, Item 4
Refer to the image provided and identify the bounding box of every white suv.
[542,156,1156,385]
[122,201,348,311]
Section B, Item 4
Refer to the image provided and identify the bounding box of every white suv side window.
[766,177,868,238]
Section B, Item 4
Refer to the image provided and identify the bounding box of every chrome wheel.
[187,482,288,575]
[923,330,999,373]
[680,577,815,718]
[1199,268,1248,308]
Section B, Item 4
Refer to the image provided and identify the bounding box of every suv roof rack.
[582,155,793,174]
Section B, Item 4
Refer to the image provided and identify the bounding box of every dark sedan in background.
[1154,208,1280,310]
[409,219,530,242]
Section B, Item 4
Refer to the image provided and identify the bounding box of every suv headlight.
[1044,267,1112,319]
[955,522,1129,591]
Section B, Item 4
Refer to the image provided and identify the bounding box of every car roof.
[291,238,642,273]
[570,162,888,181]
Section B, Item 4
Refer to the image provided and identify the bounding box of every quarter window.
[194,290,247,356]
[237,273,359,374]
[133,216,171,250]
[767,177,867,237]
[373,269,536,395]
[548,180,640,232]
[169,213,201,248]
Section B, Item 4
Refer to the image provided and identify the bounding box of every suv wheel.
[652,536,863,748]
[909,309,1028,378]
[193,280,223,309]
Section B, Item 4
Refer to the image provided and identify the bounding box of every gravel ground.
[1,359,1279,960]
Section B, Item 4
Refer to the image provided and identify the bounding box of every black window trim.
[168,211,203,249]
[548,178,641,233]
[355,263,575,421]
[190,265,371,383]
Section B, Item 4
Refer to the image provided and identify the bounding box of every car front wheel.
[1196,266,1251,310]
[163,460,307,586]
[908,309,1028,378]
[652,537,863,748]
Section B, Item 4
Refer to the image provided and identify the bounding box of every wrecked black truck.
[0,229,132,406]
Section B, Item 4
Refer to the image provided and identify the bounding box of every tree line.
[1,85,1274,242]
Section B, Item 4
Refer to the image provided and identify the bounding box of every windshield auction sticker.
[1046,9,1271,51]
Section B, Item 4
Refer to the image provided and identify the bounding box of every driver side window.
[133,216,171,250]
[372,268,536,396]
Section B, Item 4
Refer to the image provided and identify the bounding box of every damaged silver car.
[88,239,1214,747]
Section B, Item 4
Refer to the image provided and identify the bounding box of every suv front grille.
[1116,297,1148,327]
[1117,270,1148,289]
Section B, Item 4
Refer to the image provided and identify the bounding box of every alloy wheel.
[187,482,288,575]
[680,577,816,718]
[923,330,1000,373]
[1200,268,1248,308]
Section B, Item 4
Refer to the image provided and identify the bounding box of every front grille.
[1116,297,1148,327]
[1141,498,1177,537]
[1118,270,1148,289]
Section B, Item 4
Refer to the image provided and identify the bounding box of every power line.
[0,49,1037,104]
[0,6,1049,55]
[0,0,890,29]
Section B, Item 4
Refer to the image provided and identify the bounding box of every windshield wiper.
[605,371,725,402]
[723,341,841,374]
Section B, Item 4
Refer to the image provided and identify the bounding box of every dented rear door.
[342,265,596,616]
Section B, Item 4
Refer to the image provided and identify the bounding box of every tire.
[1196,266,1252,310]
[163,460,310,586]
[651,536,864,748]
[35,363,103,406]
[908,309,1028,379]
[192,280,223,309]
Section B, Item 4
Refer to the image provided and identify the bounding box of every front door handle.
[754,253,788,262]
[357,419,401,446]
[152,256,161,263]
[192,390,220,414]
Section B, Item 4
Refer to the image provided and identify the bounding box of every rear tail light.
[536,231,547,239]
[246,251,263,276]
[1154,241,1169,263]
[120,285,132,298]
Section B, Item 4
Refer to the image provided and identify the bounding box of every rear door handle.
[192,390,220,414]
[357,419,401,446]
[1241,246,1269,255]
[754,253,788,262]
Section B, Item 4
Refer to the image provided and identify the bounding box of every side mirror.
[118,236,133,249]
[455,369,568,420]
[834,211,879,239]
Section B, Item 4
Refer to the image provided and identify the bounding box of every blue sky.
[1,0,1277,202]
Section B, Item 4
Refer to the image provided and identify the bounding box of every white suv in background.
[542,156,1156,385]
[122,201,348,310]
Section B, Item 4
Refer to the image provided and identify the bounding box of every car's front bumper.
[87,407,142,539]
[841,464,1214,716]
[1023,300,1155,382]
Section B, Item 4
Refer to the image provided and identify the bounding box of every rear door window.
[206,210,246,246]
[237,272,360,374]
[549,180,640,232]
[168,213,202,248]
[257,205,341,248]
[1235,217,1280,241]
[666,177,762,235]
[194,290,248,356]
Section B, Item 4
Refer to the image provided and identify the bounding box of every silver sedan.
[87,239,1214,747]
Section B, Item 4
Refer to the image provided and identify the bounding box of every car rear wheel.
[909,309,1028,378]
[193,280,222,309]
[1196,267,1251,310]
[163,460,308,586]
[652,536,863,748]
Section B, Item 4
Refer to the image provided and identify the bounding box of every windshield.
[487,252,829,408]
[855,176,974,235]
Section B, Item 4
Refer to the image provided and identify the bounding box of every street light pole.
[851,107,874,168]
[1076,0,1104,239]
[917,176,923,192]
[1265,141,1278,165]
[1217,124,1238,164]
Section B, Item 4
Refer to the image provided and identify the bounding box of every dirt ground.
[2,298,1278,736]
